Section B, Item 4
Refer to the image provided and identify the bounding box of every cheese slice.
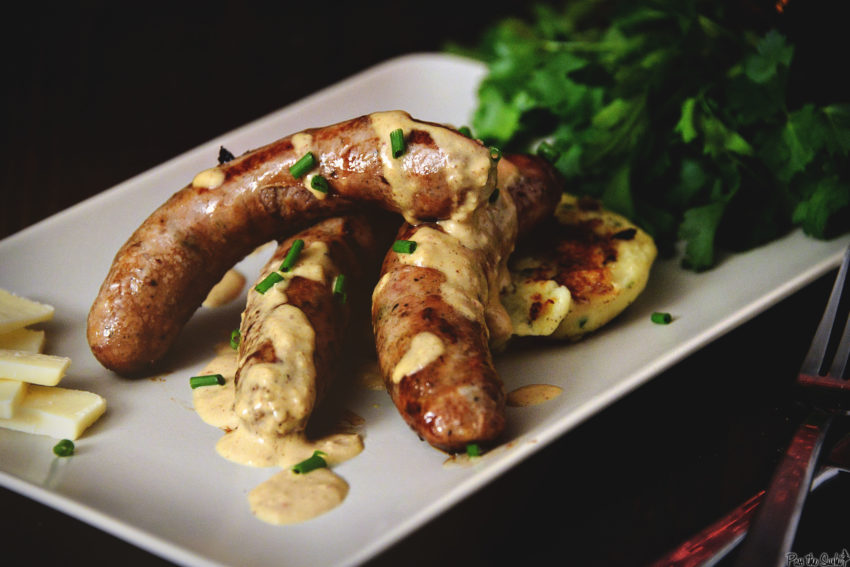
[0,379,27,419]
[0,349,70,386]
[0,328,46,353]
[0,289,54,334]
[0,384,106,440]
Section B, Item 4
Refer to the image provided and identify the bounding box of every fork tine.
[800,246,850,378]
[828,302,850,380]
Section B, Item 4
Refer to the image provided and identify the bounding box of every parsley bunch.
[453,0,849,270]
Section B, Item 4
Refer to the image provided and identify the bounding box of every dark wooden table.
[2,3,848,566]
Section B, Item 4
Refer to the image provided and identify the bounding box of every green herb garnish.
[392,239,417,254]
[290,152,316,179]
[280,239,305,272]
[292,450,328,474]
[190,374,226,389]
[255,272,283,294]
[451,1,850,271]
[332,273,347,303]
[311,174,330,193]
[651,312,673,325]
[53,439,75,457]
[390,128,406,158]
[466,443,481,457]
[229,329,241,350]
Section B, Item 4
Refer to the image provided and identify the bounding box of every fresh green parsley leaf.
[454,1,850,271]
[743,30,794,84]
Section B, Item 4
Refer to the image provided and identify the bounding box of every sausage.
[371,154,561,451]
[235,214,389,438]
[87,111,497,375]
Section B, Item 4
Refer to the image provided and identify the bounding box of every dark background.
[2,2,848,566]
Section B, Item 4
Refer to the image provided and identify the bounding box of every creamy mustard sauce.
[191,167,225,189]
[202,269,246,308]
[369,111,494,225]
[234,305,316,438]
[291,132,327,200]
[234,241,333,438]
[393,227,487,322]
[506,384,563,407]
[370,111,519,386]
[249,468,349,525]
[192,349,240,430]
[355,358,385,391]
[192,348,362,524]
[391,331,445,384]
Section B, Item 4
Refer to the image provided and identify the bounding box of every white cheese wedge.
[0,289,55,334]
[0,379,27,419]
[0,349,70,386]
[0,328,46,353]
[0,384,106,440]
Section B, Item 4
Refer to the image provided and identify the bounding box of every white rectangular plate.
[1,53,848,567]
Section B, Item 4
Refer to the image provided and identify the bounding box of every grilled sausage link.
[87,111,496,375]
[371,154,562,451]
[235,215,388,438]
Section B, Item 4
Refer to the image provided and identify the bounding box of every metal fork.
[650,429,850,567]
[732,245,850,567]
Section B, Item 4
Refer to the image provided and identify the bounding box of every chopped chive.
[489,187,500,204]
[230,329,241,350]
[255,272,284,294]
[466,443,481,458]
[310,174,329,193]
[290,152,316,178]
[390,128,406,158]
[651,312,673,324]
[292,450,328,474]
[280,239,305,272]
[489,146,502,162]
[53,439,75,457]
[536,141,560,164]
[333,273,347,303]
[392,239,417,254]
[458,126,472,137]
[190,374,226,389]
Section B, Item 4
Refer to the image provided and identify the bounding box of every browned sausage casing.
[87,111,494,375]
[372,154,562,451]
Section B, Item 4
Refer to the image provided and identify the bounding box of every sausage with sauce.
[371,154,562,451]
[234,214,390,438]
[87,111,496,375]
